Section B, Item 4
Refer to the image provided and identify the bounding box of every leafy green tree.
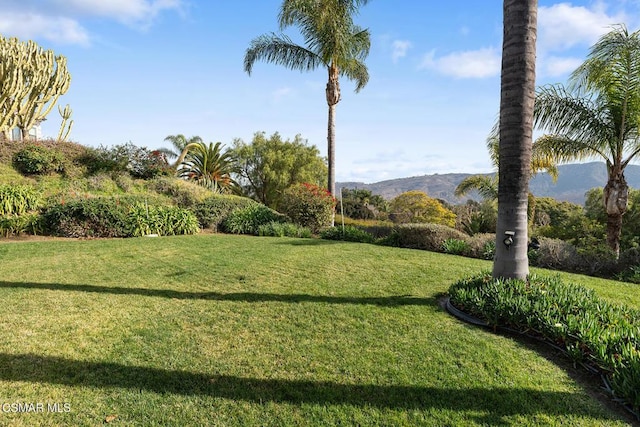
[493,0,538,280]
[244,0,371,198]
[231,131,327,209]
[178,141,238,193]
[340,188,387,219]
[389,191,456,227]
[534,25,640,257]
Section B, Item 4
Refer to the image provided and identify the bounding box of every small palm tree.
[244,0,371,198]
[160,134,203,169]
[178,141,238,193]
[534,25,640,257]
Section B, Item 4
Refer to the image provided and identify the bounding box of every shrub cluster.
[281,183,336,233]
[448,274,640,415]
[82,143,170,179]
[150,177,211,208]
[0,184,42,215]
[42,196,198,238]
[258,221,312,238]
[320,225,375,243]
[0,184,43,237]
[191,194,258,230]
[12,144,65,175]
[380,223,469,251]
[221,203,286,235]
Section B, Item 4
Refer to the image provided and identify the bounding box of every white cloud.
[391,40,411,63]
[538,2,627,53]
[53,0,183,27]
[0,12,90,45]
[0,0,184,45]
[419,47,500,79]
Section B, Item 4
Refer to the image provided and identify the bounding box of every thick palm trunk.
[603,166,628,257]
[493,0,537,280]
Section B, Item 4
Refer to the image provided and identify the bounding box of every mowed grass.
[0,234,638,426]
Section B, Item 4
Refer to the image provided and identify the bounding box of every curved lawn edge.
[444,295,640,422]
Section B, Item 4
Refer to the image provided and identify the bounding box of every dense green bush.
[441,238,471,255]
[42,196,199,238]
[257,221,312,238]
[12,144,65,175]
[0,184,42,215]
[191,195,258,230]
[320,225,375,243]
[0,213,42,237]
[449,274,640,414]
[281,183,336,233]
[82,143,170,179]
[127,203,199,237]
[42,197,131,237]
[221,203,286,235]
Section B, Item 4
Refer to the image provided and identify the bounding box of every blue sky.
[1,0,639,183]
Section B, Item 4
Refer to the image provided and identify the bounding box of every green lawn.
[0,234,638,426]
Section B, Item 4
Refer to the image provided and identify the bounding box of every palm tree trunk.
[326,64,340,197]
[493,0,537,280]
[603,166,628,257]
[326,64,341,226]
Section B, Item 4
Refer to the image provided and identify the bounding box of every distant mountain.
[337,162,640,205]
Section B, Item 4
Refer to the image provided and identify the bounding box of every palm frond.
[244,33,322,75]
[534,84,613,144]
[454,175,498,201]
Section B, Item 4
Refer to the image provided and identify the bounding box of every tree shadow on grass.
[0,353,624,426]
[0,281,434,307]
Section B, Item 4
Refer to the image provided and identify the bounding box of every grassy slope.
[0,234,637,426]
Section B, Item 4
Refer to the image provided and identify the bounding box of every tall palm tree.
[493,0,538,280]
[178,141,238,193]
[534,25,640,258]
[243,0,370,198]
[160,134,203,169]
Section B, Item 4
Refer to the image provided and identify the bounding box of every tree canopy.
[389,191,456,227]
[231,131,327,209]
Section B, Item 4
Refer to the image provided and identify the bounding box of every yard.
[0,234,637,426]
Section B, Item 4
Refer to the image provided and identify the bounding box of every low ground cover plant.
[448,273,640,415]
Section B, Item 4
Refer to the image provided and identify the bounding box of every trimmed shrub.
[191,195,258,230]
[321,225,375,243]
[449,274,640,414]
[281,183,336,233]
[42,197,131,237]
[12,144,65,175]
[381,223,468,252]
[258,221,312,238]
[465,233,496,260]
[221,203,286,235]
